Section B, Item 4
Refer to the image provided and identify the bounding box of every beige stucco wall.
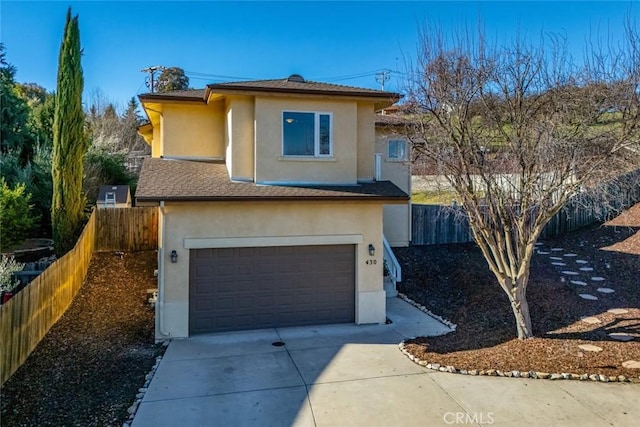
[225,95,255,181]
[357,102,376,181]
[254,97,359,184]
[375,129,412,246]
[159,101,225,158]
[157,201,386,339]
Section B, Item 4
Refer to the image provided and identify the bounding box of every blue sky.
[2,1,636,110]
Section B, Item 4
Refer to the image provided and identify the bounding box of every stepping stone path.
[563,253,578,257]
[622,360,640,369]
[537,251,550,255]
[551,248,564,251]
[570,280,588,286]
[562,271,579,275]
[579,267,593,271]
[581,316,602,324]
[608,308,629,314]
[609,333,634,342]
[575,260,589,264]
[578,344,603,352]
[579,294,598,300]
[597,288,615,294]
[552,262,567,266]
[549,256,564,261]
[591,277,606,281]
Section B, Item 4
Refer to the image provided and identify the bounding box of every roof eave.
[138,93,208,104]
[135,195,409,203]
[206,84,402,102]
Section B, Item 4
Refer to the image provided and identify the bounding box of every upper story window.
[283,111,332,157]
[387,138,408,161]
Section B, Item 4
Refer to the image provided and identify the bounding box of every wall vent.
[287,74,305,83]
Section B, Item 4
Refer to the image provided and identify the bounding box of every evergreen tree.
[156,67,189,92]
[0,44,35,165]
[51,8,86,256]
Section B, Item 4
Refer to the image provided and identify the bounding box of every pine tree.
[51,8,86,256]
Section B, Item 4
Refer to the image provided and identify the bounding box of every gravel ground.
[396,204,640,381]
[1,251,164,426]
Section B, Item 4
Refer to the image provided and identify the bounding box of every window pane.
[283,112,315,156]
[388,139,407,160]
[319,114,331,155]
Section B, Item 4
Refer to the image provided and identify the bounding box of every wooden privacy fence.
[412,170,640,245]
[0,206,158,385]
[95,206,158,251]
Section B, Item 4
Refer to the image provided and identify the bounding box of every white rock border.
[397,292,457,331]
[398,341,634,383]
[395,296,637,383]
[123,353,164,427]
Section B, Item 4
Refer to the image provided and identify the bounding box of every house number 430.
[365,259,377,265]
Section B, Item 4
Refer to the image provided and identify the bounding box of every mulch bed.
[395,204,640,382]
[1,251,164,426]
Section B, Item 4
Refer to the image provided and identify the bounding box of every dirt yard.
[396,204,640,381]
[1,251,164,426]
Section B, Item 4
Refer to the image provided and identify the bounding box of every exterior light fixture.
[285,118,295,124]
[170,250,178,263]
[368,244,375,256]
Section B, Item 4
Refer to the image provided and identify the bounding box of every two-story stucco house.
[135,75,409,340]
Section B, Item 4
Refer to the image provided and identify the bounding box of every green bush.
[0,177,39,250]
[0,255,23,292]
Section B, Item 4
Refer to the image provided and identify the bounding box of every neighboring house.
[96,185,131,208]
[375,110,412,247]
[136,75,408,339]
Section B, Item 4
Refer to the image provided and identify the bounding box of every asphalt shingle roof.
[208,78,401,100]
[138,76,402,103]
[135,158,409,202]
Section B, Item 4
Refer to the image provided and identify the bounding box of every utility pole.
[141,65,165,93]
[375,70,391,91]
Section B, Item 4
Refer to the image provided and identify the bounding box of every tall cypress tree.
[52,8,86,256]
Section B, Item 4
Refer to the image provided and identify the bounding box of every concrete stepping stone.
[550,256,564,260]
[535,242,544,246]
[575,260,589,264]
[579,267,594,271]
[597,288,614,294]
[578,344,603,352]
[622,360,640,369]
[551,248,564,252]
[552,262,567,266]
[609,333,634,342]
[579,294,598,300]
[570,280,588,286]
[591,277,606,281]
[537,251,550,255]
[563,253,578,257]
[581,316,602,324]
[608,308,629,314]
[561,271,579,275]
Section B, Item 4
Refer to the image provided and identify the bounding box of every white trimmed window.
[282,111,332,157]
[387,139,407,161]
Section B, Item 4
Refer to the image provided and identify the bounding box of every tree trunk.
[507,281,533,339]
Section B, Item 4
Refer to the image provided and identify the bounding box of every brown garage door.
[189,245,355,334]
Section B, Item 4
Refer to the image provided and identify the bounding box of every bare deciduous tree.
[404,22,640,339]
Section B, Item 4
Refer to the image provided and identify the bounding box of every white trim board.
[184,234,364,249]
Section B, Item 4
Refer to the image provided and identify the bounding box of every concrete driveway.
[132,298,639,427]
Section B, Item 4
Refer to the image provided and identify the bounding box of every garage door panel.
[189,245,355,334]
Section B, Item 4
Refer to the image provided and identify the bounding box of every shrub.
[0,255,24,292]
[0,177,39,250]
